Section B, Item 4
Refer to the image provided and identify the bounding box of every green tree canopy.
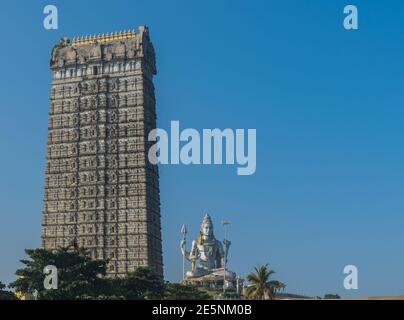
[164,283,210,300]
[9,247,217,300]
[109,267,165,299]
[10,247,108,300]
[0,281,17,300]
[324,293,341,299]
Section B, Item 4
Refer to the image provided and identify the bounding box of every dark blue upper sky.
[0,0,404,298]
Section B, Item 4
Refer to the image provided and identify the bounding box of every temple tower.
[42,26,163,277]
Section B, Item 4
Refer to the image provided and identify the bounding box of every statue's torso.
[194,239,221,270]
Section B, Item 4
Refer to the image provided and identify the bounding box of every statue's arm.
[180,239,190,261]
[189,240,200,260]
[218,240,231,267]
[181,239,199,262]
[216,241,226,267]
[223,239,231,257]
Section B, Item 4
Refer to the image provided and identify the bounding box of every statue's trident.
[181,224,187,281]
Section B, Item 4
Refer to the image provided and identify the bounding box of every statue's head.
[200,214,214,238]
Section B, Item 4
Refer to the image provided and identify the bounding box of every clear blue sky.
[1,0,404,298]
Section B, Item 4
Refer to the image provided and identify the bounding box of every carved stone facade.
[42,26,163,277]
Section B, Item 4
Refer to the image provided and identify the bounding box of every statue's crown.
[202,213,213,226]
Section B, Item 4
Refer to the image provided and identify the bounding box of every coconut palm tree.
[244,264,285,300]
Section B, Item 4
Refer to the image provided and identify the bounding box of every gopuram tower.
[42,26,163,277]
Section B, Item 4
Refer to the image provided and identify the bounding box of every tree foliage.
[0,281,17,300]
[108,267,165,299]
[244,264,285,300]
[9,247,211,300]
[164,283,210,300]
[9,247,108,300]
[324,293,341,299]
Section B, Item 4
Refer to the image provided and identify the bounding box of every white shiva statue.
[181,214,234,279]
